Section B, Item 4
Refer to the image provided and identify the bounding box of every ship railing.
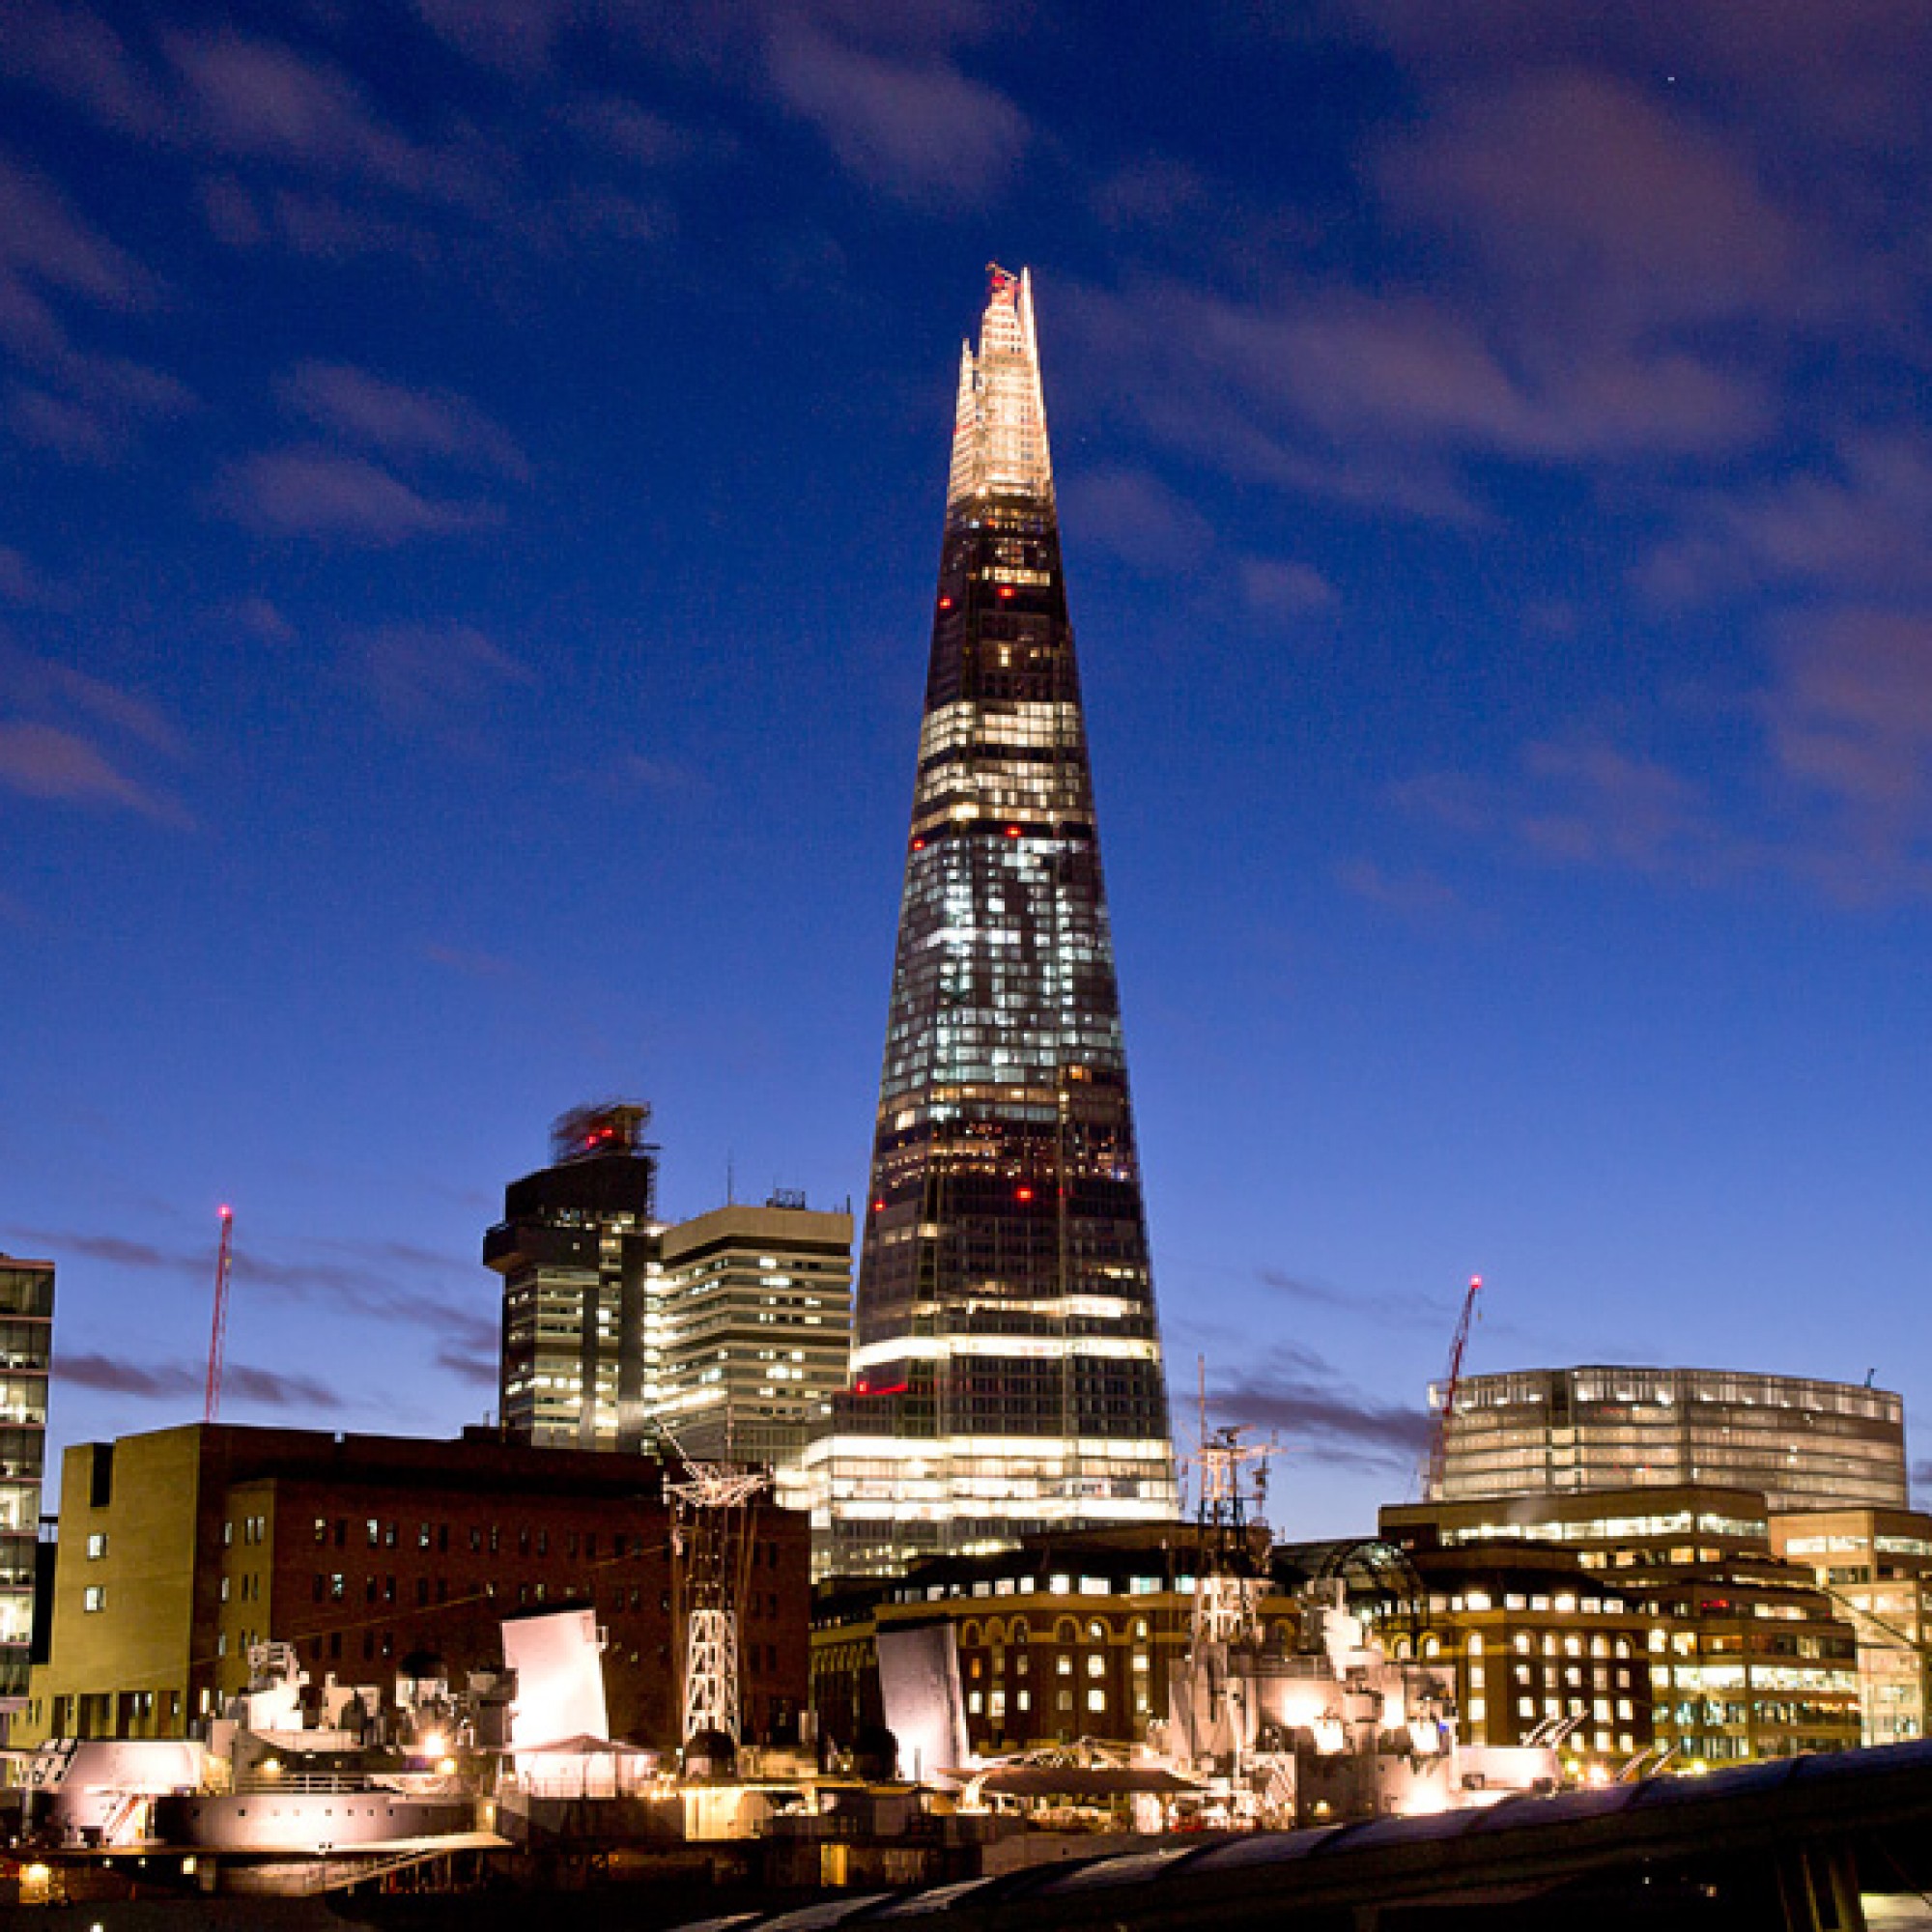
[232,1772,372,1795]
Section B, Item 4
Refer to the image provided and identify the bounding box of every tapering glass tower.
[808,268,1177,1578]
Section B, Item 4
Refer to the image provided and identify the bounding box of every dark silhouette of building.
[486,1102,662,1450]
[808,269,1175,1577]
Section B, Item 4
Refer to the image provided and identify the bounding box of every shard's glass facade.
[809,270,1176,1577]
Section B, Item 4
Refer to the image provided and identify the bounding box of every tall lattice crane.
[1422,1274,1482,1501]
[662,1429,769,1745]
[204,1205,235,1423]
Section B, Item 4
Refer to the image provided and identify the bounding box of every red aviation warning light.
[1015,1185,1035,1203]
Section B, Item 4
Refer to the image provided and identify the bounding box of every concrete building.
[1433,1366,1906,1512]
[657,1197,854,1501]
[17,1422,810,1749]
[1383,1485,1862,1765]
[1771,1503,1932,1746]
[0,1253,52,1719]
[486,1102,664,1452]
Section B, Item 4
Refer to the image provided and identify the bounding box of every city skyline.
[4,5,1932,1538]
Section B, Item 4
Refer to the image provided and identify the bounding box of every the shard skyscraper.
[808,268,1177,1577]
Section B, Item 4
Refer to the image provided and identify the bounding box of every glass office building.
[0,1254,52,1711]
[486,1103,663,1452]
[1434,1366,1907,1513]
[809,269,1176,1577]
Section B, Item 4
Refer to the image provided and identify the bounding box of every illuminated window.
[83,1585,105,1613]
[1087,1689,1105,1713]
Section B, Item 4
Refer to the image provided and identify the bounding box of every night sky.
[4,2,1930,1537]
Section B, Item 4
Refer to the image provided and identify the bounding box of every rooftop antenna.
[204,1205,235,1423]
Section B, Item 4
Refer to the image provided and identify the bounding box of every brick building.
[1383,1484,1861,1765]
[813,1524,1297,1757]
[1378,1545,1656,1767]
[19,1422,809,1749]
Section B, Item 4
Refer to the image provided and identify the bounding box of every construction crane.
[204,1205,235,1423]
[1422,1274,1482,1501]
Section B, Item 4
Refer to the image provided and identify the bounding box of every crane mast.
[204,1205,235,1423]
[1424,1273,1482,1501]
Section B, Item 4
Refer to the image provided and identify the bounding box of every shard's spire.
[809,267,1177,1580]
[946,266,1054,510]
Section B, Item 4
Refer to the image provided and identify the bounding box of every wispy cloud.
[13,1224,498,1357]
[765,21,1028,205]
[1333,857,1457,916]
[56,1350,342,1409]
[159,30,487,208]
[1239,556,1338,618]
[1378,70,1817,337]
[1258,1267,1456,1326]
[217,448,502,543]
[1208,1344,1432,1470]
[0,147,154,326]
[1640,436,1932,608]
[0,544,59,608]
[433,1337,498,1388]
[283,362,527,477]
[0,720,189,823]
[1062,467,1213,573]
[350,621,533,734]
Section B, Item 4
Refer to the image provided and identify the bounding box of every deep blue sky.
[4,1,1930,1535]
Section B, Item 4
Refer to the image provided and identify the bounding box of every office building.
[812,1524,1284,1758]
[806,267,1177,1579]
[1771,1503,1932,1746]
[1432,1366,1906,1513]
[0,1253,52,1718]
[656,1197,854,1502]
[1378,1544,1656,1771]
[18,1422,810,1748]
[1383,1485,1863,1764]
[486,1102,664,1450]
